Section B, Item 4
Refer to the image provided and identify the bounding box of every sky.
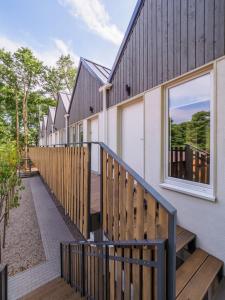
[0,0,137,69]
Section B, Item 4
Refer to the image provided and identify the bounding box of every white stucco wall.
[107,107,118,152]
[144,58,225,266]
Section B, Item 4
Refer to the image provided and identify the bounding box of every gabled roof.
[68,57,111,113]
[59,92,71,113]
[108,0,144,82]
[81,58,111,84]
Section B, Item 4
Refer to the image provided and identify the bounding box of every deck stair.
[175,226,223,299]
[20,278,83,300]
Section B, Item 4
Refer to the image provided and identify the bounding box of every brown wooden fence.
[102,150,170,242]
[29,147,90,239]
[170,146,210,184]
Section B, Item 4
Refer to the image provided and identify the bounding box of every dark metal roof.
[108,0,144,82]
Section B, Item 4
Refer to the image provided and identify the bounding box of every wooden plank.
[176,229,196,253]
[126,174,134,240]
[116,248,123,300]
[136,184,144,239]
[113,161,119,240]
[196,0,205,67]
[176,249,208,297]
[168,0,174,79]
[180,0,188,74]
[103,151,107,233]
[215,0,225,58]
[188,0,196,71]
[109,247,115,300]
[162,0,168,83]
[124,248,131,300]
[143,248,152,300]
[145,193,157,239]
[205,0,215,62]
[177,255,223,300]
[158,205,168,239]
[119,167,126,240]
[107,155,113,239]
[157,0,163,84]
[133,248,141,299]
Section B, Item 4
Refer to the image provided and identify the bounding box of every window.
[164,72,214,199]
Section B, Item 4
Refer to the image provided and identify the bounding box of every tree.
[41,55,77,99]
[0,49,21,148]
[13,48,43,159]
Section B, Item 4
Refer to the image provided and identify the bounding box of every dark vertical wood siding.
[69,64,103,125]
[108,0,225,107]
[55,99,66,131]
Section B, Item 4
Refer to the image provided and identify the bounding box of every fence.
[29,146,91,239]
[61,240,166,300]
[170,145,210,184]
[29,143,177,299]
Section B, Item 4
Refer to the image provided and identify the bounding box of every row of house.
[39,0,225,281]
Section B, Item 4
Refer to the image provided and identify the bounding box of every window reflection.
[168,74,211,184]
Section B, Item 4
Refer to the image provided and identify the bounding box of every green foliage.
[171,111,210,151]
[0,142,22,208]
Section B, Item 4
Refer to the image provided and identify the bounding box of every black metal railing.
[61,240,166,300]
[0,265,8,300]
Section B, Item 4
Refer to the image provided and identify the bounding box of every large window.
[167,73,212,187]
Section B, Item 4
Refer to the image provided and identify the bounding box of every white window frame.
[161,69,216,202]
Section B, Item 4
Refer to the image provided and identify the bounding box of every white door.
[121,101,144,177]
[90,118,99,173]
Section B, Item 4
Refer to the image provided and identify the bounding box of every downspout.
[99,83,112,144]
[64,114,70,146]
[51,125,54,146]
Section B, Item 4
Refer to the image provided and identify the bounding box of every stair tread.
[176,226,196,253]
[176,248,208,297]
[20,278,80,300]
[176,251,223,300]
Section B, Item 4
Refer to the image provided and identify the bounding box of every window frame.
[161,69,216,201]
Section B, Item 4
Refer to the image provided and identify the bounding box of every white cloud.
[59,0,123,45]
[0,35,79,66]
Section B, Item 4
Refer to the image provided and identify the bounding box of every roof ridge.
[81,57,111,71]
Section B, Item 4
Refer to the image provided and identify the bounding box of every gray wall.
[69,63,103,125]
[108,0,225,107]
[46,112,54,135]
[55,97,66,131]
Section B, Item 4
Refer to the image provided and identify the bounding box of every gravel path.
[2,178,46,276]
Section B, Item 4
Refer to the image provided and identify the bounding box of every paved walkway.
[8,176,74,300]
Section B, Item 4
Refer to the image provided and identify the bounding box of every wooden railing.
[29,146,90,239]
[61,240,166,300]
[170,145,210,184]
[30,143,177,299]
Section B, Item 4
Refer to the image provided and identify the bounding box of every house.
[38,120,43,146]
[68,57,110,172]
[46,106,56,146]
[39,115,48,146]
[99,0,225,279]
[34,0,225,298]
[54,92,71,145]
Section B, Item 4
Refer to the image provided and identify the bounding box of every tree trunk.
[15,92,19,151]
[22,89,28,169]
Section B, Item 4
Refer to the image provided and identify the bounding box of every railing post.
[68,244,72,284]
[60,243,63,278]
[5,265,8,300]
[80,244,85,297]
[157,243,166,300]
[104,245,109,300]
[167,213,177,300]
